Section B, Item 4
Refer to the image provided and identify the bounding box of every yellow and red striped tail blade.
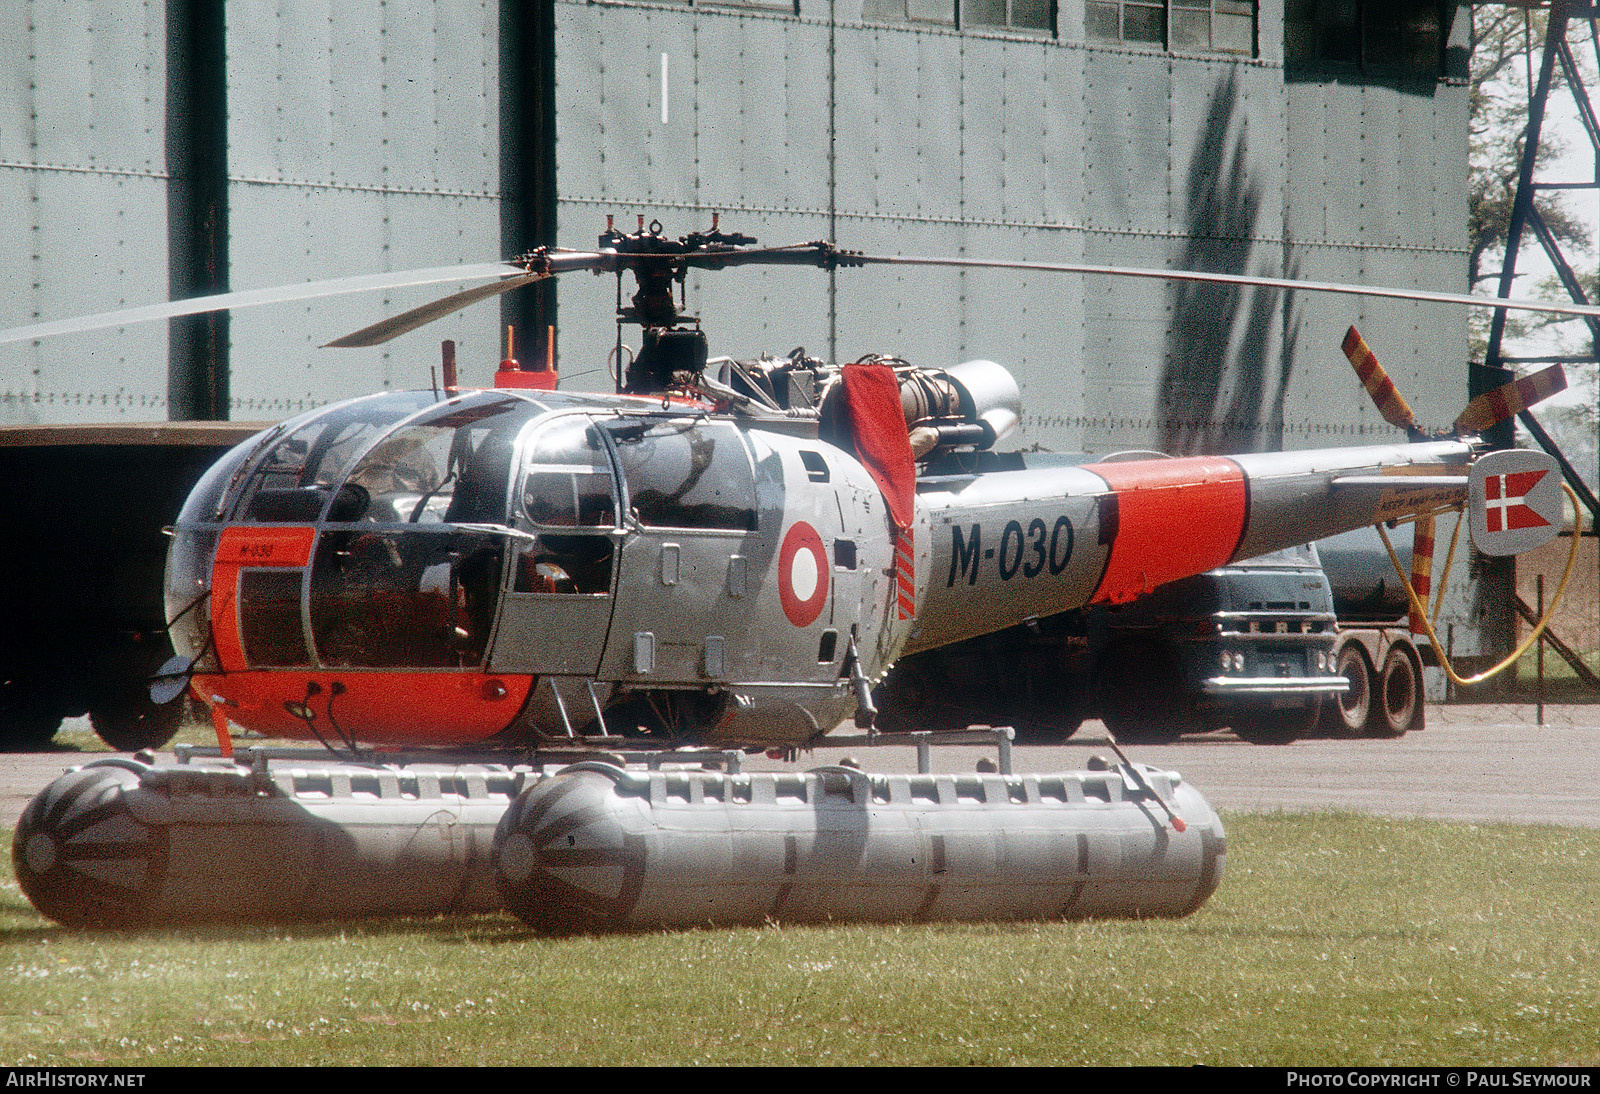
[1452,364,1567,434]
[1343,327,1418,433]
[1409,515,1435,636]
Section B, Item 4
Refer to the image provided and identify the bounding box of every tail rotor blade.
[1342,327,1419,434]
[1453,364,1567,434]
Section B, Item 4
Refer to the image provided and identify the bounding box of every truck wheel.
[87,634,187,751]
[2,712,63,750]
[90,692,183,752]
[1368,646,1419,738]
[1332,644,1374,736]
[1097,639,1192,743]
[1230,704,1317,746]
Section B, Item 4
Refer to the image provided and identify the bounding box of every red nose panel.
[211,526,318,672]
[193,670,532,746]
[1086,456,1247,604]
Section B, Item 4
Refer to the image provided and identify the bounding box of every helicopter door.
[490,416,621,676]
[598,418,759,685]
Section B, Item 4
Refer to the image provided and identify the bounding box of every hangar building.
[0,1,1492,740]
[4,0,1472,453]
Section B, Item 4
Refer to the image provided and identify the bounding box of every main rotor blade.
[14,238,1600,355]
[320,244,847,346]
[854,254,1600,321]
[323,270,550,347]
[0,263,525,347]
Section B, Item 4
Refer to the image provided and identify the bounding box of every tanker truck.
[873,529,1426,744]
[1315,526,1429,739]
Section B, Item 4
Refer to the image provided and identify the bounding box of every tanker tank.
[1317,526,1416,623]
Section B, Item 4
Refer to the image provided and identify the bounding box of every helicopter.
[81,217,1566,754]
[7,218,1588,932]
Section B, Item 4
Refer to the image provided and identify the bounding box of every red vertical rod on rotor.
[441,339,458,392]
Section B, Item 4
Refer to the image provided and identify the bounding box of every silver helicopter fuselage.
[165,378,1469,749]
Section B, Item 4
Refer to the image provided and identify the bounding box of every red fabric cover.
[1085,456,1247,604]
[841,361,915,533]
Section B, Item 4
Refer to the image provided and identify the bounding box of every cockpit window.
[521,417,617,529]
[510,416,619,596]
[608,418,757,531]
[309,528,504,668]
[226,392,535,526]
[339,394,530,525]
[233,393,437,523]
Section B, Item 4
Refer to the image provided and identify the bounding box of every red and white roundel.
[778,521,829,628]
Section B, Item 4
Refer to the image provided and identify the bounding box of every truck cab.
[874,541,1350,745]
[1089,542,1346,743]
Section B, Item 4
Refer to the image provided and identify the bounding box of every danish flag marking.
[1483,471,1551,533]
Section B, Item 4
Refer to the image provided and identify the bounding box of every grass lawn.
[3,810,1597,1066]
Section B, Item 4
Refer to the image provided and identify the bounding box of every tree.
[1469,6,1599,496]
[1468,4,1592,294]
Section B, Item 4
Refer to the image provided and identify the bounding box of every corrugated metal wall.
[223,1,504,412]
[0,0,505,424]
[1,0,1471,453]
[0,0,170,421]
[553,0,1470,458]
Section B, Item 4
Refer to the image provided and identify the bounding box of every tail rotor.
[1340,326,1571,634]
[1342,325,1567,441]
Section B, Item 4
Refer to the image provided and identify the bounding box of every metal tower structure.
[1484,0,1600,518]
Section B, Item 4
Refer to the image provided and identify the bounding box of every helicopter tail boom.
[902,439,1470,656]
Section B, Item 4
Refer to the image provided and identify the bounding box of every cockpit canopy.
[166,389,763,676]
